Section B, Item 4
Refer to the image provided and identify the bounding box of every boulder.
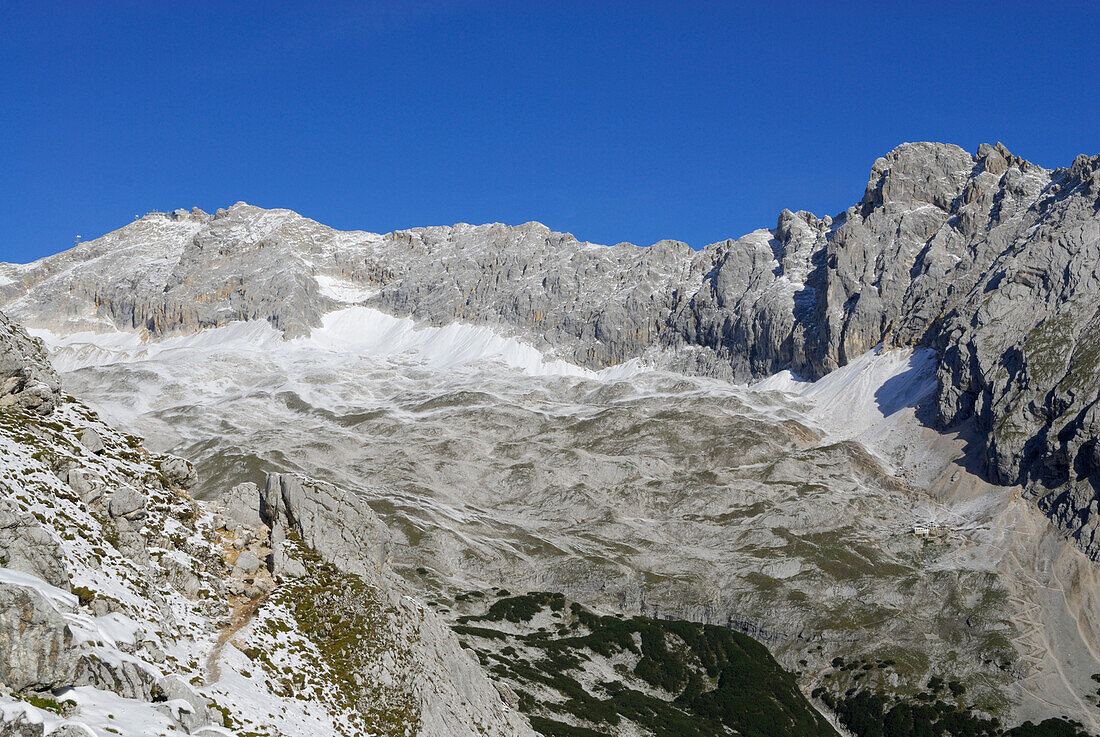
[114,524,149,564]
[157,456,197,490]
[77,428,105,455]
[73,652,158,701]
[0,581,77,691]
[233,550,262,576]
[63,467,105,505]
[154,674,214,733]
[46,727,93,737]
[107,488,147,520]
[0,497,69,589]
[221,482,262,528]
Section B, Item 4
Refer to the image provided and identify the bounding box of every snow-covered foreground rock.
[0,310,534,736]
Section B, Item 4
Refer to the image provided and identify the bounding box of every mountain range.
[1,141,1099,736]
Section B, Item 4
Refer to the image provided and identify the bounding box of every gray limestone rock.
[0,311,60,415]
[260,472,391,578]
[0,718,89,737]
[161,555,202,599]
[77,428,105,455]
[255,473,536,737]
[156,455,197,490]
[0,582,76,692]
[154,674,214,733]
[62,467,105,505]
[0,497,69,590]
[221,481,262,528]
[45,727,92,737]
[0,713,44,737]
[107,488,147,520]
[113,521,149,564]
[73,651,158,701]
[233,550,261,576]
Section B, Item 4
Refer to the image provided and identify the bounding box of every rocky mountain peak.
[859,141,976,214]
[4,140,1100,735]
[1061,152,1100,198]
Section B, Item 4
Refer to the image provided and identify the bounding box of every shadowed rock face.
[2,142,1100,555]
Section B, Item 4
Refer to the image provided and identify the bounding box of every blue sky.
[2,1,1097,262]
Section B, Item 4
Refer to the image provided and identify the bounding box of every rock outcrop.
[256,471,535,737]
[0,580,76,692]
[261,472,392,578]
[0,312,59,415]
[0,499,68,589]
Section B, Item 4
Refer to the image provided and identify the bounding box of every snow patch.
[752,346,937,440]
[798,346,938,439]
[309,307,607,378]
[314,274,380,303]
[0,566,78,609]
[751,369,812,393]
[752,345,942,479]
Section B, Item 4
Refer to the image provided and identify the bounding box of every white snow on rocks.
[314,275,380,303]
[33,306,646,381]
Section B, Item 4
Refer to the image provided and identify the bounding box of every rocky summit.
[1,141,1100,736]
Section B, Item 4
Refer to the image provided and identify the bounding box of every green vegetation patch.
[820,687,1091,737]
[455,592,837,737]
[466,591,567,623]
[266,540,420,737]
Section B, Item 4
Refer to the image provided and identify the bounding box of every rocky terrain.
[0,311,536,736]
[1,140,1099,735]
[2,142,1098,562]
[0,311,849,736]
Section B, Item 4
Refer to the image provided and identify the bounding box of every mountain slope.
[0,309,536,736]
[0,307,848,736]
[3,143,1098,560]
[15,289,1100,729]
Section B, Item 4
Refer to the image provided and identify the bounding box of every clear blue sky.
[2,1,1097,262]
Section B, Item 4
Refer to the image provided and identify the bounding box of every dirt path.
[205,593,269,685]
